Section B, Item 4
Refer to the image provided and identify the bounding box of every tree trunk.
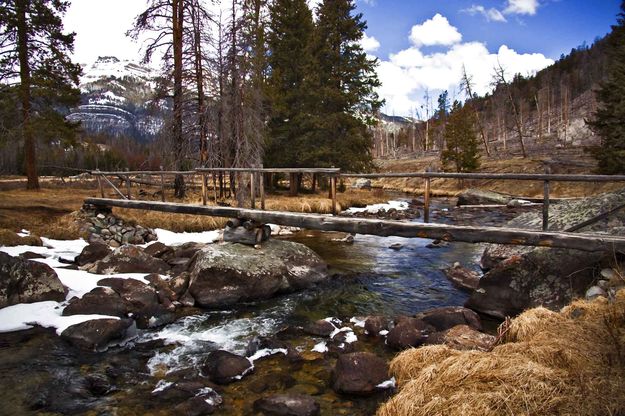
[172,0,185,197]
[289,172,298,196]
[17,0,38,190]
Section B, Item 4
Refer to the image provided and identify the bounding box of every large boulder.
[60,318,132,350]
[468,189,625,318]
[253,394,320,416]
[0,252,67,308]
[457,189,512,206]
[331,352,389,396]
[187,240,328,308]
[87,245,170,275]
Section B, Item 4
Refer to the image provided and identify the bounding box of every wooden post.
[125,169,131,199]
[160,167,165,202]
[311,173,317,193]
[96,170,104,198]
[289,172,298,196]
[331,175,337,215]
[424,176,431,223]
[250,172,256,209]
[543,166,551,231]
[212,172,218,204]
[201,173,207,206]
[260,172,265,210]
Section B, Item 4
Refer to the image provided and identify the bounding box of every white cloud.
[409,14,462,47]
[360,33,380,53]
[376,15,554,116]
[504,0,539,16]
[463,5,507,22]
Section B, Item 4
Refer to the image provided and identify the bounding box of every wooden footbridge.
[86,168,625,253]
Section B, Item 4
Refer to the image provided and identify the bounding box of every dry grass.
[0,184,390,238]
[0,229,42,246]
[378,290,625,416]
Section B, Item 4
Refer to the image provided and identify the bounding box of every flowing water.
[0,198,531,416]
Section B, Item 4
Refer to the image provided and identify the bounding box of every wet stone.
[253,393,320,416]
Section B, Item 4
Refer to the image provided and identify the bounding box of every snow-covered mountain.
[68,56,166,142]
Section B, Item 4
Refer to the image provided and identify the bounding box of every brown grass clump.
[378,290,625,416]
[0,229,42,246]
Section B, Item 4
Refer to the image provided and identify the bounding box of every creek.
[0,197,533,415]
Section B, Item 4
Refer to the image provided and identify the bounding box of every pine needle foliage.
[441,100,480,173]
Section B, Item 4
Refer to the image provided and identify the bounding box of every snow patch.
[311,341,328,353]
[376,377,396,389]
[151,380,173,394]
[349,317,366,328]
[248,348,288,362]
[343,200,409,214]
[155,228,221,246]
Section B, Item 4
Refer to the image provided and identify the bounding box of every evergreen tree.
[311,0,382,172]
[441,101,480,173]
[587,1,625,174]
[264,0,315,168]
[0,0,81,189]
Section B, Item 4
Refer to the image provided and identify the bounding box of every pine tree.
[311,0,382,172]
[0,0,81,189]
[587,1,625,174]
[441,101,480,173]
[264,0,315,168]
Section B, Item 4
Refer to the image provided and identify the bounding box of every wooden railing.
[90,168,625,231]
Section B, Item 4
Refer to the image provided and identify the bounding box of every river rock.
[201,350,253,385]
[468,189,625,318]
[442,263,480,291]
[457,189,512,206]
[414,306,482,332]
[97,277,174,328]
[60,318,132,350]
[303,319,336,337]
[426,324,495,351]
[174,395,221,416]
[467,248,601,319]
[0,252,67,308]
[253,394,320,416]
[87,245,170,275]
[169,272,190,299]
[385,317,432,350]
[364,316,389,336]
[145,242,174,260]
[585,285,607,300]
[75,242,112,267]
[331,352,389,396]
[63,287,128,317]
[187,240,328,308]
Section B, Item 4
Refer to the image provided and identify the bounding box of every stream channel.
[0,197,531,416]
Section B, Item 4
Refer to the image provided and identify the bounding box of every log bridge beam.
[84,198,625,253]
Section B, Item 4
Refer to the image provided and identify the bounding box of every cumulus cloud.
[360,33,380,53]
[409,14,462,47]
[504,0,539,15]
[463,5,507,22]
[376,15,553,116]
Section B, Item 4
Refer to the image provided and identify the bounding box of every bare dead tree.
[493,61,527,158]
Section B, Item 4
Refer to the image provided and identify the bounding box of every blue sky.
[359,0,621,61]
[65,0,623,117]
[346,0,623,115]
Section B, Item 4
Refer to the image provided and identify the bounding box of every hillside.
[372,34,613,161]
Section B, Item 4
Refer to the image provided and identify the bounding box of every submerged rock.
[253,394,320,416]
[332,352,389,396]
[442,263,480,291]
[0,252,67,308]
[187,240,328,308]
[303,319,336,337]
[60,318,132,350]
